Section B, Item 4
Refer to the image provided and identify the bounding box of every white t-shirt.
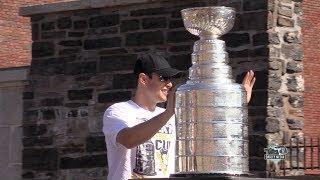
[102,100,176,180]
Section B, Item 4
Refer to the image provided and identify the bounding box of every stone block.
[57,17,72,29]
[168,54,192,70]
[84,37,121,50]
[41,22,55,30]
[120,19,139,32]
[253,32,268,46]
[23,148,58,170]
[59,40,82,47]
[86,136,106,152]
[89,14,119,28]
[41,31,66,39]
[65,61,97,75]
[167,30,197,43]
[113,74,136,89]
[68,89,93,100]
[32,42,54,58]
[126,31,164,46]
[99,54,137,72]
[287,118,304,130]
[23,124,47,137]
[288,95,303,108]
[130,7,167,16]
[98,91,131,103]
[60,154,107,169]
[222,33,250,48]
[265,117,280,133]
[142,17,167,29]
[73,20,88,29]
[278,16,294,27]
[23,136,53,147]
[40,97,64,106]
[243,0,268,11]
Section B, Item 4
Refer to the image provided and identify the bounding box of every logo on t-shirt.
[133,117,174,177]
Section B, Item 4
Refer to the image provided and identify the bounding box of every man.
[103,53,256,180]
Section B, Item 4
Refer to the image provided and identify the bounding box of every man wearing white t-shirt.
[102,53,256,180]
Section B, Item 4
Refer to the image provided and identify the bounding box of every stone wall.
[266,0,304,176]
[20,0,305,179]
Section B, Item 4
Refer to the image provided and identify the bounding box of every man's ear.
[138,73,149,86]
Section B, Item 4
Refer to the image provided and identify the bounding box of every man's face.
[143,73,173,103]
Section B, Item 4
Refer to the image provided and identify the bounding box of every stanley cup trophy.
[173,6,250,177]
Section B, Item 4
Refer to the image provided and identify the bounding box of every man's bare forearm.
[116,110,174,149]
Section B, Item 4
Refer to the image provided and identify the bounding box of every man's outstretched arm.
[116,88,175,149]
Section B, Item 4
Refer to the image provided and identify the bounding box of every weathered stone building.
[0,0,319,179]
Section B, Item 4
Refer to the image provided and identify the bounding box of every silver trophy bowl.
[181,6,235,38]
[174,6,249,176]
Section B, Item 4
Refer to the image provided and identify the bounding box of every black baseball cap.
[134,53,182,78]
